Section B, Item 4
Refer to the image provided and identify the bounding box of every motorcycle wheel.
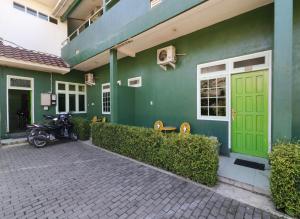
[27,129,36,145]
[33,137,47,148]
[70,132,78,141]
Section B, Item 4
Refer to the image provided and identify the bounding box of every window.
[49,17,58,24]
[12,3,57,25]
[102,83,111,114]
[233,57,265,69]
[13,2,25,12]
[128,76,142,87]
[26,7,37,16]
[10,78,31,88]
[200,77,226,117]
[197,61,228,120]
[38,12,48,21]
[150,0,162,8]
[56,82,86,113]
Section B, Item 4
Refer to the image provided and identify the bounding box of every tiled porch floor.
[218,153,270,195]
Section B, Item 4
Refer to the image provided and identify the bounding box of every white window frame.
[197,60,230,121]
[6,75,35,132]
[128,76,142,87]
[102,83,111,115]
[55,81,87,114]
[197,50,272,152]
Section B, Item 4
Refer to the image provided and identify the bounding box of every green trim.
[61,0,82,22]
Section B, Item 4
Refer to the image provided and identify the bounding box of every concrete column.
[110,49,118,123]
[273,0,293,141]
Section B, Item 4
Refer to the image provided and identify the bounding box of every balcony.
[61,0,205,67]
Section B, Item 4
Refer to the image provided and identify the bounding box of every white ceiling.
[70,0,102,20]
[74,0,273,71]
[34,0,59,9]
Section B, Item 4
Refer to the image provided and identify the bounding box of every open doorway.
[6,75,34,134]
[8,89,31,133]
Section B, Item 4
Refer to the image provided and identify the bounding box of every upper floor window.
[13,2,25,12]
[13,2,58,25]
[150,0,162,8]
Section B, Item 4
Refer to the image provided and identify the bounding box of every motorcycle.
[26,113,78,148]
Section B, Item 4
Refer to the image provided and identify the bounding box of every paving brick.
[0,142,279,219]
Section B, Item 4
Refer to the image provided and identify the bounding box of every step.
[0,138,28,146]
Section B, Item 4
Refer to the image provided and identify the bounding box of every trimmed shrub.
[270,142,300,217]
[91,123,219,186]
[71,117,91,140]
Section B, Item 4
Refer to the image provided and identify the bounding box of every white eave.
[0,56,70,74]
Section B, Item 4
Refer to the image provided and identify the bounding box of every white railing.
[61,7,104,47]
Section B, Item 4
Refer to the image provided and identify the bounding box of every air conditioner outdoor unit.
[85,73,95,86]
[157,46,176,70]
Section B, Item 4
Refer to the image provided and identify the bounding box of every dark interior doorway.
[9,89,31,133]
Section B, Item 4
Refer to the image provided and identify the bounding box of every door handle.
[231,108,237,121]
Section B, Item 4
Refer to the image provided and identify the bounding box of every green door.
[231,70,269,158]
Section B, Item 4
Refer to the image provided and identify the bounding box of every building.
[0,0,299,159]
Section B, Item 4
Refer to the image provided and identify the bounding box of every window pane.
[10,78,31,88]
[79,85,85,92]
[209,107,217,116]
[201,107,208,116]
[217,78,226,87]
[27,7,37,16]
[218,107,226,116]
[209,79,216,88]
[201,98,208,107]
[209,88,216,97]
[79,95,85,111]
[217,88,226,97]
[69,84,76,91]
[58,94,66,112]
[217,98,226,106]
[201,80,208,89]
[58,83,65,90]
[69,94,76,112]
[201,89,208,98]
[49,17,58,24]
[209,98,217,107]
[13,2,25,11]
[234,57,265,69]
[201,64,226,74]
[38,12,48,21]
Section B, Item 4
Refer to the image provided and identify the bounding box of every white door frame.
[6,75,35,132]
[197,50,272,153]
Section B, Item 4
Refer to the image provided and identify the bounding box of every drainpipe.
[102,0,106,12]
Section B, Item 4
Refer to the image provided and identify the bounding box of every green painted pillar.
[110,49,118,123]
[273,0,293,141]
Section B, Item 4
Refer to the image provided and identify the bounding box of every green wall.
[0,67,85,138]
[86,5,275,155]
[292,1,300,138]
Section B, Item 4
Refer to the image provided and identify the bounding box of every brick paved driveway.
[0,142,278,219]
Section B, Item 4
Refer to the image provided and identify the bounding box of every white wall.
[0,0,67,56]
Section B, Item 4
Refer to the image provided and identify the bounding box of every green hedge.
[92,123,219,186]
[71,117,91,140]
[270,142,300,217]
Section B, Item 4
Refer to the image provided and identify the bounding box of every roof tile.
[0,41,69,68]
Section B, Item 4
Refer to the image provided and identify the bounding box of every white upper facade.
[0,0,67,56]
